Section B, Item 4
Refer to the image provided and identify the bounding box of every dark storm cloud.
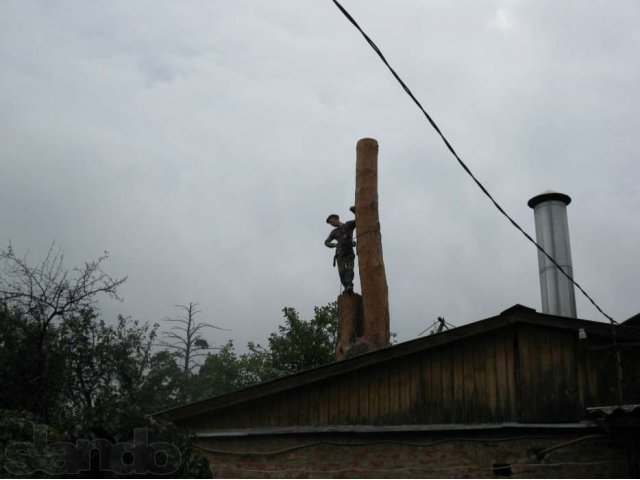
[1,0,638,348]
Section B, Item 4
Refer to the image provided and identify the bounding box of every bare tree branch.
[160,302,226,374]
[0,243,127,329]
[0,242,127,420]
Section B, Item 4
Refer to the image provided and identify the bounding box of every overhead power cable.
[331,0,616,325]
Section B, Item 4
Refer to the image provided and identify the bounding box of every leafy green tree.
[54,312,211,477]
[0,408,211,478]
[0,409,62,478]
[268,302,338,375]
[196,340,279,400]
[0,243,126,421]
[195,302,338,400]
[0,302,67,420]
[0,300,185,422]
[0,244,212,476]
[57,309,117,415]
[58,310,184,418]
[141,349,187,409]
[197,341,243,398]
[238,342,278,385]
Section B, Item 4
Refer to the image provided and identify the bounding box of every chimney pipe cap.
[528,191,572,209]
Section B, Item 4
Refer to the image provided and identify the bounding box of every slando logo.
[4,426,182,476]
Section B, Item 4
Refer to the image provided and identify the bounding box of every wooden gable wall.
[516,323,583,422]
[177,320,637,432]
[516,322,640,422]
[179,326,520,430]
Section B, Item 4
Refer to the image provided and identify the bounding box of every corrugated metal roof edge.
[151,305,636,422]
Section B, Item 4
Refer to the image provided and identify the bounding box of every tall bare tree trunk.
[355,138,390,350]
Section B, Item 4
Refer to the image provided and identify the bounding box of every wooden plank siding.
[176,321,637,432]
[317,380,329,425]
[621,345,640,404]
[426,348,441,424]
[440,343,454,423]
[581,334,620,407]
[180,328,522,431]
[516,324,582,422]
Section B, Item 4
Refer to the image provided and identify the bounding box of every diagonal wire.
[331,0,616,325]
[418,320,438,337]
[443,319,457,329]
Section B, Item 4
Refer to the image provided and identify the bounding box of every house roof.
[153,304,636,423]
[623,312,640,326]
[587,404,640,418]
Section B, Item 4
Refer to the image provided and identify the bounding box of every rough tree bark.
[355,138,390,351]
[335,292,363,361]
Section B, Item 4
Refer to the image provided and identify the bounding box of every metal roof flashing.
[190,422,599,439]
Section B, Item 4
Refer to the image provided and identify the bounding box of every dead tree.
[157,303,225,374]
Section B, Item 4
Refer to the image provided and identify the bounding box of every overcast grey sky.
[1,0,638,349]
